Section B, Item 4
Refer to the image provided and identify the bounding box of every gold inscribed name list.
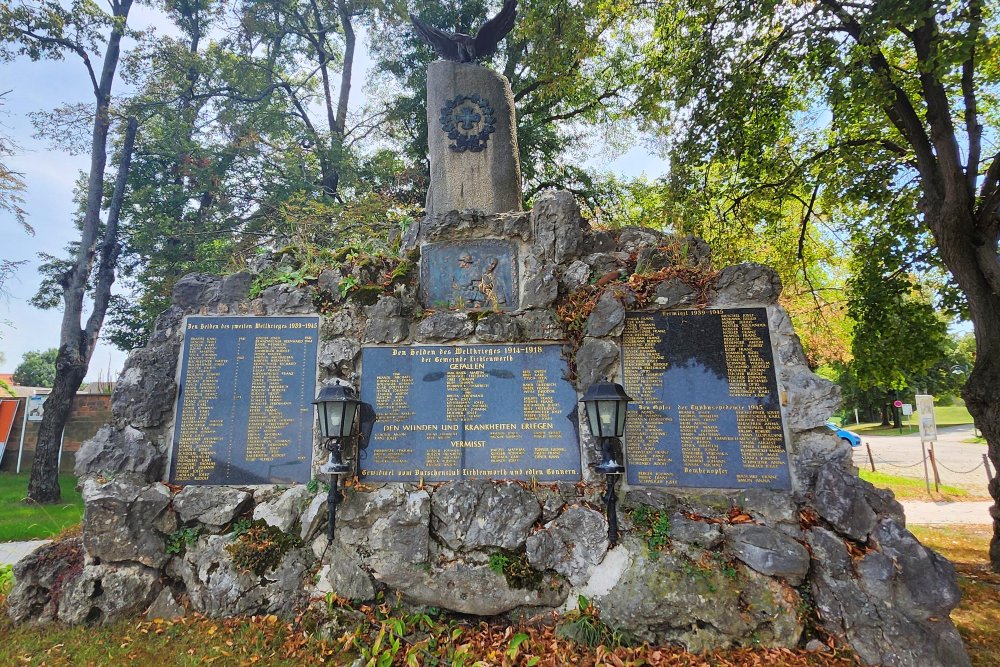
[735,407,786,469]
[491,447,526,463]
[244,336,298,463]
[522,369,561,422]
[446,369,488,421]
[375,372,415,422]
[175,337,228,481]
[374,448,413,463]
[678,407,736,474]
[721,313,770,397]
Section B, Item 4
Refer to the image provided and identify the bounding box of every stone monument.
[414,0,522,215]
[4,6,973,666]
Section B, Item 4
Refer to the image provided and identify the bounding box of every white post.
[16,398,28,474]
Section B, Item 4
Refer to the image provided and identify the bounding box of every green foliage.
[166,527,200,555]
[556,595,633,648]
[0,563,13,596]
[0,473,83,542]
[12,348,58,388]
[629,505,671,559]
[225,519,302,577]
[487,550,542,589]
[230,517,253,538]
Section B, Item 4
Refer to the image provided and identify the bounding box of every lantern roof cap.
[580,381,632,404]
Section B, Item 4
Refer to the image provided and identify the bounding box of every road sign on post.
[915,394,937,441]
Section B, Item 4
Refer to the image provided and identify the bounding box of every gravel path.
[851,424,992,494]
[0,539,49,567]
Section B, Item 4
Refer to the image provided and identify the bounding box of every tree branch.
[963,0,983,200]
[818,0,940,196]
[85,116,138,349]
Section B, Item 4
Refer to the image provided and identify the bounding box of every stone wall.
[1,394,112,472]
[7,191,969,666]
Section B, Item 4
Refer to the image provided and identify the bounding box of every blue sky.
[0,15,666,381]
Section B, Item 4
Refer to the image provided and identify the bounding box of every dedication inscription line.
[170,316,319,486]
[360,344,581,482]
[621,308,792,490]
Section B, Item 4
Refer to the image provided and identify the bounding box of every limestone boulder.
[521,260,558,309]
[669,514,723,550]
[112,345,178,428]
[526,506,608,585]
[432,480,540,551]
[594,539,802,650]
[82,479,171,568]
[145,588,186,620]
[723,524,810,585]
[315,541,375,601]
[364,296,409,343]
[560,260,592,293]
[253,485,313,533]
[712,263,782,306]
[585,291,625,337]
[6,537,85,624]
[172,273,221,309]
[75,425,163,482]
[174,486,252,530]
[380,561,566,616]
[517,310,563,340]
[57,563,161,625]
[812,462,904,541]
[654,278,697,309]
[339,487,431,576]
[475,313,521,342]
[531,189,582,264]
[808,526,970,667]
[575,337,619,390]
[617,227,663,253]
[261,283,315,314]
[318,338,360,376]
[415,311,474,342]
[168,534,313,617]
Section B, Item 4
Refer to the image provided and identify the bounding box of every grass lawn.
[858,469,983,501]
[846,405,975,436]
[909,524,1000,667]
[0,472,83,542]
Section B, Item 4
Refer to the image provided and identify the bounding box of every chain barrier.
[855,451,929,469]
[854,450,986,475]
[935,460,986,475]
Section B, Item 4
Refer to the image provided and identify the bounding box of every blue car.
[826,422,861,447]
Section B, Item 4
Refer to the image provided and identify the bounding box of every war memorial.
[7,4,970,665]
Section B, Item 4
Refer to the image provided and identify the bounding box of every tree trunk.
[959,288,1000,570]
[880,402,890,427]
[927,202,1000,571]
[25,348,87,502]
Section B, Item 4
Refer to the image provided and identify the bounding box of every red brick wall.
[0,394,112,471]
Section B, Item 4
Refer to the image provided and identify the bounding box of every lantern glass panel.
[325,402,345,437]
[615,400,627,437]
[341,400,359,437]
[597,399,619,438]
[585,401,601,438]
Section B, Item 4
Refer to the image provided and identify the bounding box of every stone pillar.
[425,60,522,215]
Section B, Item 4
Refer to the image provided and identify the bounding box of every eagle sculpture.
[410,0,518,64]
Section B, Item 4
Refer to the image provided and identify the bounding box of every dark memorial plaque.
[360,344,580,481]
[621,309,791,490]
[169,316,320,485]
[420,240,518,310]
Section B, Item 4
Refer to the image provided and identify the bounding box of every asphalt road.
[851,424,993,494]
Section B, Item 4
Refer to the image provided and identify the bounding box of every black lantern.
[313,381,362,540]
[313,382,361,442]
[581,381,632,546]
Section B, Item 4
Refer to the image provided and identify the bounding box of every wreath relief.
[439,94,496,153]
